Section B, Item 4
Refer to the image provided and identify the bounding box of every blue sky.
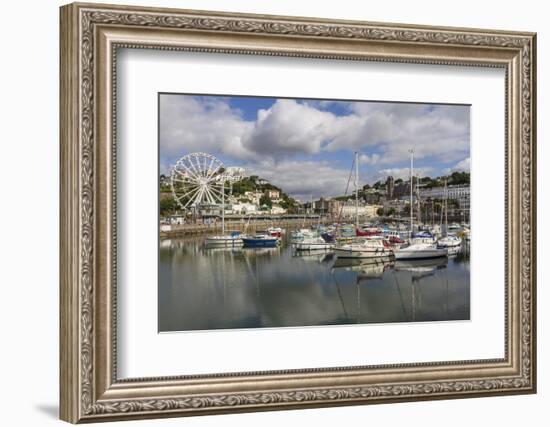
[159,94,470,201]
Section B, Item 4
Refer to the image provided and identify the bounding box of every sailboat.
[242,233,279,248]
[294,235,334,251]
[436,179,462,248]
[204,180,244,248]
[437,234,462,248]
[333,152,393,260]
[394,149,447,261]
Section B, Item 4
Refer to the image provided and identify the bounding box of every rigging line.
[336,156,356,228]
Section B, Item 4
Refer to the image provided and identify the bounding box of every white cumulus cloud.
[159,95,470,189]
[247,159,354,201]
[452,157,471,172]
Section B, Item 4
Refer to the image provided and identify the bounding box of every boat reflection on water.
[159,235,470,331]
[202,245,281,257]
[292,249,334,264]
[331,257,393,280]
[395,257,448,273]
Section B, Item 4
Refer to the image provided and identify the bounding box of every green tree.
[160,197,177,215]
[376,207,385,216]
[259,194,272,208]
[449,171,470,185]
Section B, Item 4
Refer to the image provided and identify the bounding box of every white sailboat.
[437,234,462,248]
[294,236,334,251]
[204,180,243,248]
[333,238,392,259]
[394,149,447,261]
[436,178,462,248]
[333,152,393,259]
[393,241,447,260]
[204,232,243,247]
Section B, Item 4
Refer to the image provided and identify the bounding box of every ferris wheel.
[170,152,244,211]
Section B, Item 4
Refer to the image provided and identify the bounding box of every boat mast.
[221,180,225,235]
[444,177,448,237]
[409,148,414,236]
[416,174,421,228]
[355,151,359,228]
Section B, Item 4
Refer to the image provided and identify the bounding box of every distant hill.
[159,173,300,214]
[334,172,470,203]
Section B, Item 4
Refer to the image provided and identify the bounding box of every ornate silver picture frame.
[60,2,536,423]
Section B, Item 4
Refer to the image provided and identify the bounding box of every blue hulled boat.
[242,234,279,248]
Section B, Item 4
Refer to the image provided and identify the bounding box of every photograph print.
[158,93,471,332]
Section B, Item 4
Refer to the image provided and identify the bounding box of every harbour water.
[159,233,470,332]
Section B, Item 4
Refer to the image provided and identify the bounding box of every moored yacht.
[242,234,279,248]
[395,148,448,261]
[394,241,447,260]
[333,238,393,259]
[266,226,284,238]
[437,234,462,248]
[204,231,243,247]
[294,236,334,251]
[290,228,317,241]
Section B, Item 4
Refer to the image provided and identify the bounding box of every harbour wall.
[160,218,330,238]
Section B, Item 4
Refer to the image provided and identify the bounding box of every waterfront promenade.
[160,217,330,238]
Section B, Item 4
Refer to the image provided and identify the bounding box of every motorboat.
[388,235,405,246]
[356,227,382,237]
[394,241,447,260]
[242,234,279,248]
[437,234,462,248]
[294,236,334,251]
[290,228,317,241]
[266,226,284,238]
[411,231,436,243]
[333,238,393,259]
[448,223,462,232]
[204,231,243,248]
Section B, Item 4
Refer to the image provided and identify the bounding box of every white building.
[339,202,380,219]
[420,184,470,210]
[270,204,287,215]
[267,189,281,201]
[244,191,263,205]
[230,202,258,215]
